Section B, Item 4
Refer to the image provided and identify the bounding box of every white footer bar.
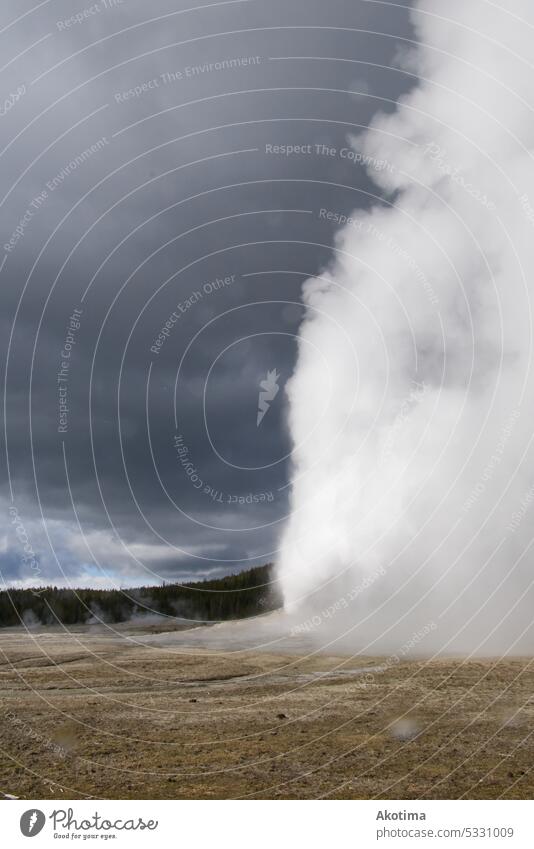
[3,799,533,848]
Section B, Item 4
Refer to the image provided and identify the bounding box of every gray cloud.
[1,0,414,588]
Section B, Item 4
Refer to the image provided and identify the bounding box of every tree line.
[0,563,280,627]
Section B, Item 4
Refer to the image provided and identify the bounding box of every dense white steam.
[278,0,534,655]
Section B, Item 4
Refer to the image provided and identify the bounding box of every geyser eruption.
[278,0,534,655]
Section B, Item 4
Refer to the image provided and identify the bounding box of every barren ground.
[1,623,533,799]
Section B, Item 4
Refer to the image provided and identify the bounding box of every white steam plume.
[278,0,534,655]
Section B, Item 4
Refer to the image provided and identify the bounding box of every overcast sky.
[0,0,415,589]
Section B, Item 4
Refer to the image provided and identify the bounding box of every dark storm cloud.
[0,0,414,588]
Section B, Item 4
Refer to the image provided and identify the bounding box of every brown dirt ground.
[1,627,534,799]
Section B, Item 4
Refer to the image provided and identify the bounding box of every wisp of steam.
[277,0,534,655]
